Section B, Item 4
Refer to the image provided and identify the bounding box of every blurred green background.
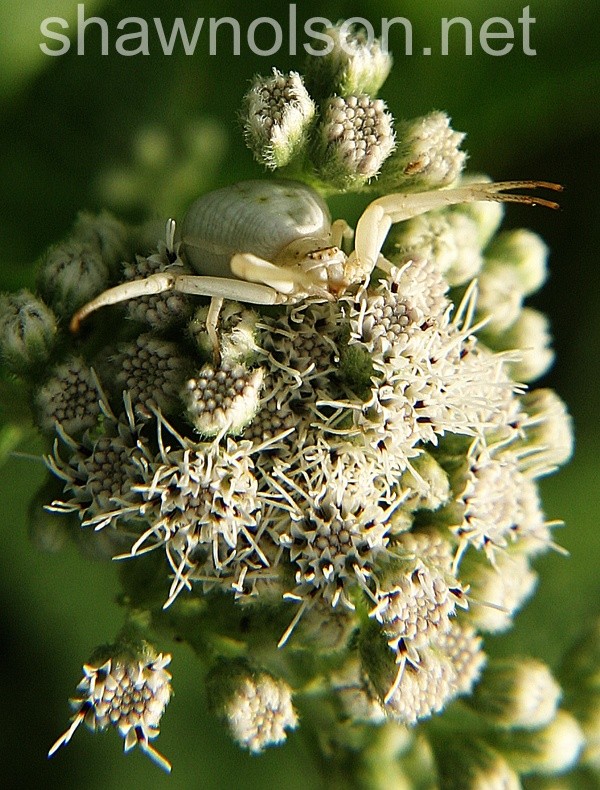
[0,1,598,787]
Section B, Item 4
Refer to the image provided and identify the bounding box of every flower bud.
[304,23,393,99]
[390,210,483,287]
[34,357,103,437]
[37,240,110,318]
[112,333,191,419]
[49,641,172,772]
[400,451,450,511]
[183,360,264,437]
[470,658,562,729]
[0,290,57,375]
[434,738,521,790]
[462,551,537,633]
[518,389,574,472]
[313,95,395,189]
[207,660,298,753]
[188,302,260,362]
[242,69,315,170]
[559,619,600,770]
[496,710,585,776]
[72,210,129,273]
[485,229,548,296]
[378,112,466,192]
[359,623,456,725]
[488,308,554,383]
[476,265,524,333]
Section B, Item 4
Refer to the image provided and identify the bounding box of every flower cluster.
[0,21,588,788]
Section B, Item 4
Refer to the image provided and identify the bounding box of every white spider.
[69,179,561,351]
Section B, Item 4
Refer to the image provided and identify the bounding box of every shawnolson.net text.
[40,5,538,58]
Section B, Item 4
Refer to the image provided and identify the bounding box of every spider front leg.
[352,180,562,277]
[69,271,281,334]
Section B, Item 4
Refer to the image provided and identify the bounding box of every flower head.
[314,95,395,189]
[49,644,172,773]
[242,69,315,170]
[208,662,298,753]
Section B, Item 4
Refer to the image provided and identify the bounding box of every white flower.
[222,671,298,753]
[49,648,172,773]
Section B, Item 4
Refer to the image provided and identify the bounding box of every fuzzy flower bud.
[434,739,521,790]
[242,70,315,170]
[559,619,600,770]
[207,661,298,753]
[183,360,264,437]
[475,265,525,333]
[49,643,172,773]
[487,308,554,383]
[496,710,585,776]
[37,240,110,318]
[517,389,574,472]
[462,551,538,633]
[360,624,457,725]
[188,302,260,362]
[390,210,484,287]
[112,333,191,418]
[485,229,548,296]
[313,95,395,189]
[34,357,103,436]
[0,290,57,375]
[400,451,451,512]
[378,112,466,192]
[72,210,130,273]
[304,23,393,99]
[470,658,562,729]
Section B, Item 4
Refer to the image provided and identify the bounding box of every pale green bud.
[497,710,585,776]
[485,229,548,296]
[470,658,562,729]
[28,477,71,553]
[38,240,110,318]
[378,112,466,192]
[400,450,451,511]
[304,23,393,99]
[518,389,573,471]
[559,619,600,770]
[476,265,524,333]
[242,69,315,170]
[188,302,260,362]
[0,290,57,375]
[313,94,395,189]
[434,739,521,790]
[72,209,129,272]
[390,209,483,287]
[461,551,537,633]
[489,308,554,383]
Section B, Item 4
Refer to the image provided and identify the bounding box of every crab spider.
[69,179,561,346]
